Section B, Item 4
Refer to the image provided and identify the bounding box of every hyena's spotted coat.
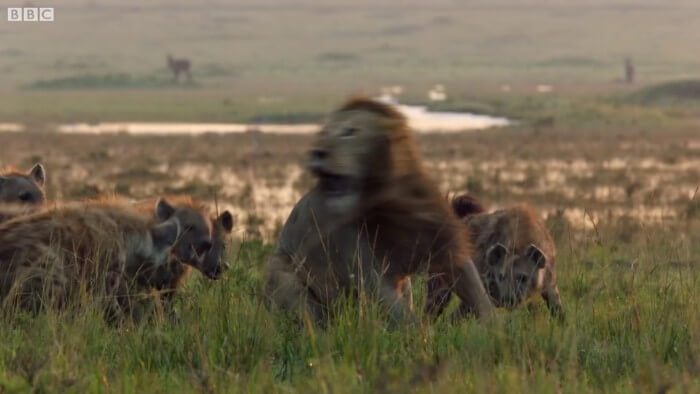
[0,199,180,322]
[426,200,563,318]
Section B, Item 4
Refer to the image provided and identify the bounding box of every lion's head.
[307,98,420,212]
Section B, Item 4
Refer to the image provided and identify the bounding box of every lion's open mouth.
[318,171,354,197]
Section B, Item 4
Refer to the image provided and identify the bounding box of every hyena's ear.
[152,217,181,247]
[28,163,45,186]
[524,244,546,269]
[219,210,234,233]
[451,193,486,218]
[486,243,508,267]
[155,197,176,221]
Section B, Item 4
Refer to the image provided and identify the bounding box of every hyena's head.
[481,243,546,308]
[154,198,214,274]
[199,210,234,280]
[0,163,46,205]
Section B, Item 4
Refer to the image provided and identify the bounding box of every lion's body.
[265,98,493,324]
[0,200,179,320]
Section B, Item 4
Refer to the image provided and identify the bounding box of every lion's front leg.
[423,274,454,319]
[264,252,327,325]
[430,259,494,320]
[360,267,416,327]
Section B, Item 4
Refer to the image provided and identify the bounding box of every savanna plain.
[0,1,698,392]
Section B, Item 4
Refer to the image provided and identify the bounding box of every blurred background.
[1,0,699,239]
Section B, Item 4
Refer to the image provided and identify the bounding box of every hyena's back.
[468,204,556,271]
[0,201,173,314]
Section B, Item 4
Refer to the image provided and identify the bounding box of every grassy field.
[0,121,698,393]
[0,0,699,392]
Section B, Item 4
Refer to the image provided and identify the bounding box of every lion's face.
[308,109,389,212]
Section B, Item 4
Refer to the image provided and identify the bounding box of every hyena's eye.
[18,192,33,202]
[340,127,358,138]
[516,275,529,286]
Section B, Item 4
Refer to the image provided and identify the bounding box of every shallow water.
[53,102,510,136]
[0,123,23,133]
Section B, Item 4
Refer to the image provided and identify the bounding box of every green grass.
[26,73,196,90]
[0,222,697,393]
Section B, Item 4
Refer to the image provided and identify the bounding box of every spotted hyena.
[135,197,234,320]
[137,197,234,282]
[0,199,181,322]
[426,196,562,318]
[0,163,46,205]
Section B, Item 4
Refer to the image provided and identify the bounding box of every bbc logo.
[7,7,54,22]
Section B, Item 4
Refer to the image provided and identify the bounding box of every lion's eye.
[340,127,358,138]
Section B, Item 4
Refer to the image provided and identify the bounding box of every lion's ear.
[486,243,508,267]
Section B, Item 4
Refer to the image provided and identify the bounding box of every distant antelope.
[624,58,635,84]
[166,54,192,82]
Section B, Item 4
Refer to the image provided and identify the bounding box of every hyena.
[0,163,46,205]
[135,197,234,320]
[0,199,181,322]
[136,197,234,282]
[426,197,563,318]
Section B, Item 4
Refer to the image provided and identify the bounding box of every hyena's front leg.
[542,284,564,319]
[264,252,327,325]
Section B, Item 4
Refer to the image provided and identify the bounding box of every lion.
[0,198,181,322]
[426,195,562,318]
[0,163,46,205]
[264,98,494,325]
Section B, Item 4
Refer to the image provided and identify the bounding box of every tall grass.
[0,220,697,393]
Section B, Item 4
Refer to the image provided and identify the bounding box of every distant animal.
[0,199,181,322]
[624,58,635,84]
[166,54,192,82]
[425,195,562,318]
[264,97,494,326]
[0,163,46,205]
